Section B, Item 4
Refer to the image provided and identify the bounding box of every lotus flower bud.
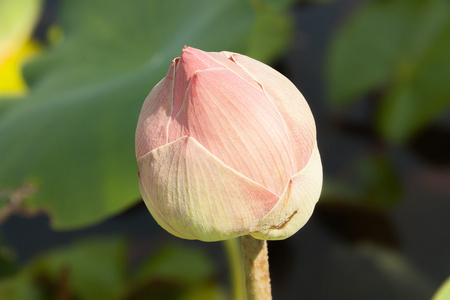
[135,46,322,241]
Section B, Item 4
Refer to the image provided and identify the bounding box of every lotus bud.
[135,46,322,241]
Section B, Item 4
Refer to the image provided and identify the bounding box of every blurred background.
[1,0,449,299]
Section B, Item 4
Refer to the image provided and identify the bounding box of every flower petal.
[172,47,223,118]
[202,51,262,91]
[251,144,322,240]
[230,53,316,171]
[168,68,297,196]
[135,59,176,158]
[137,136,279,241]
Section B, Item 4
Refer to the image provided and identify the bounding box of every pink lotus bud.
[135,46,322,241]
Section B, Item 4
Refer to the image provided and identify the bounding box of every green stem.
[223,238,246,300]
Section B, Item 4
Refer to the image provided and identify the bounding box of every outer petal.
[229,53,316,171]
[172,47,224,117]
[137,136,280,241]
[251,144,322,240]
[202,51,262,91]
[135,59,176,158]
[169,68,296,196]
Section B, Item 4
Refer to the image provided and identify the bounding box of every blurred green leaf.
[0,97,15,114]
[322,155,401,210]
[0,249,17,278]
[247,3,293,63]
[129,244,225,300]
[0,235,17,278]
[299,0,336,3]
[355,244,435,297]
[0,238,127,300]
[32,238,127,300]
[0,0,293,229]
[0,238,224,300]
[178,285,226,300]
[251,0,295,9]
[134,244,215,286]
[0,276,41,300]
[433,277,450,300]
[327,0,450,142]
[353,156,401,209]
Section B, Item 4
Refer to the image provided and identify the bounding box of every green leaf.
[0,235,17,278]
[178,285,227,300]
[327,0,450,142]
[246,1,293,63]
[0,276,40,300]
[0,249,17,278]
[30,238,127,300]
[0,238,224,300]
[0,0,293,229]
[134,244,215,287]
[250,0,295,9]
[130,244,223,300]
[0,237,127,300]
[433,277,450,300]
[298,0,336,3]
